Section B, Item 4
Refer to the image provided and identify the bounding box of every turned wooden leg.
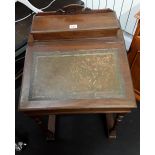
[105,113,116,139]
[30,115,56,141]
[105,113,125,139]
[47,115,56,141]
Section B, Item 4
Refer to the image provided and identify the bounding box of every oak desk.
[19,10,136,140]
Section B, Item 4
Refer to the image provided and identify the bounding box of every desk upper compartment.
[31,10,120,40]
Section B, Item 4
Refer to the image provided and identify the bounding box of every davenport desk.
[19,10,137,140]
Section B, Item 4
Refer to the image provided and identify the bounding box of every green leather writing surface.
[29,49,125,100]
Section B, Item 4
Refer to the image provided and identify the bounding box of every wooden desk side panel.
[19,39,136,113]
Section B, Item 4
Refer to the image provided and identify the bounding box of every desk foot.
[105,113,125,139]
[46,131,55,141]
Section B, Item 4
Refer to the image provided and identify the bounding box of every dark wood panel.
[131,51,140,96]
[128,15,140,101]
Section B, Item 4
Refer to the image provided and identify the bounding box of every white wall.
[82,0,140,35]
